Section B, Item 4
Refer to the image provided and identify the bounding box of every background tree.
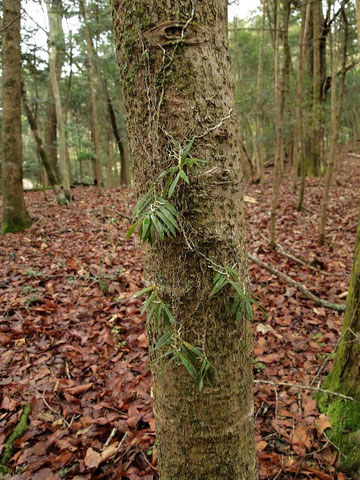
[1,0,32,234]
[111,0,257,478]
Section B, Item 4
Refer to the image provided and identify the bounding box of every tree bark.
[80,0,102,196]
[46,0,71,200]
[111,1,257,478]
[22,85,67,205]
[1,0,32,234]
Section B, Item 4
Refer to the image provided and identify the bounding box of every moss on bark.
[0,404,31,476]
[316,213,360,476]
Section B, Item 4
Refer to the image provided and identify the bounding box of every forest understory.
[1,146,360,480]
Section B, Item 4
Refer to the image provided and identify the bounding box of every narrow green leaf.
[179,169,190,184]
[229,280,246,299]
[126,222,138,239]
[147,301,158,322]
[155,303,163,330]
[155,209,176,236]
[151,214,165,241]
[210,274,228,297]
[168,171,181,198]
[181,138,195,161]
[163,304,176,326]
[177,351,197,379]
[141,292,156,315]
[182,340,203,359]
[155,331,173,350]
[159,207,179,230]
[133,285,156,298]
[245,301,254,320]
[162,200,179,218]
[140,217,151,243]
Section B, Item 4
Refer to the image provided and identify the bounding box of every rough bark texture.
[1,0,32,234]
[111,1,257,479]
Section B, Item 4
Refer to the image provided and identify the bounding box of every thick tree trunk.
[81,0,102,196]
[22,85,67,205]
[1,0,31,234]
[111,1,257,479]
[46,0,71,200]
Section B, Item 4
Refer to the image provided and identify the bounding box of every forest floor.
[1,146,360,480]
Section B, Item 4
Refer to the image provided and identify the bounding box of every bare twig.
[254,379,353,401]
[249,254,346,312]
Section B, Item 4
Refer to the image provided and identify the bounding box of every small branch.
[254,379,353,401]
[0,13,21,33]
[249,254,346,312]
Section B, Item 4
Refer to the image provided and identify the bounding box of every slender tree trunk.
[80,0,102,196]
[311,0,322,176]
[46,0,71,200]
[269,0,283,248]
[295,1,311,210]
[111,1,257,478]
[1,0,32,234]
[319,11,348,246]
[105,84,131,186]
[255,0,266,182]
[44,80,60,182]
[22,85,67,205]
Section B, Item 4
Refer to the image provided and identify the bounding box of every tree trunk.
[270,0,286,248]
[295,0,311,210]
[22,85,67,205]
[46,0,71,200]
[105,84,131,186]
[111,1,257,478]
[1,0,32,234]
[44,79,60,182]
[311,0,322,176]
[255,0,266,182]
[80,0,102,196]
[319,11,348,246]
[316,211,360,475]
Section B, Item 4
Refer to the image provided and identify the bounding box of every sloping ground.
[0,148,359,479]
